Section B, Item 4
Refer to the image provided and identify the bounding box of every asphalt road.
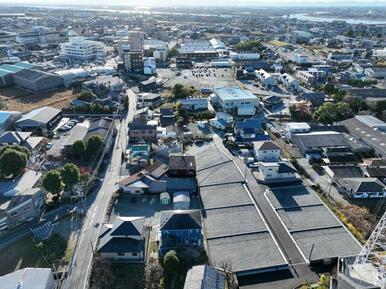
[62,89,136,289]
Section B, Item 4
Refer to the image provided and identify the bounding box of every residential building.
[0,268,55,289]
[253,141,282,162]
[16,106,62,132]
[128,31,144,51]
[0,131,44,150]
[144,57,156,75]
[337,178,386,199]
[179,98,208,111]
[139,77,157,92]
[16,26,59,47]
[60,37,106,64]
[128,118,157,142]
[296,70,316,85]
[159,210,202,255]
[97,216,145,261]
[234,118,266,143]
[365,159,386,184]
[168,154,197,178]
[137,93,162,109]
[255,69,277,87]
[13,69,63,92]
[210,112,233,130]
[82,75,125,95]
[184,265,226,289]
[212,86,259,116]
[0,111,21,134]
[159,108,176,127]
[280,73,300,91]
[123,50,143,72]
[285,122,311,136]
[292,54,308,64]
[257,161,297,183]
[0,188,45,230]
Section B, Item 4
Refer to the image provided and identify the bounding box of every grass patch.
[112,263,145,289]
[35,233,69,265]
[0,235,48,276]
[268,40,290,47]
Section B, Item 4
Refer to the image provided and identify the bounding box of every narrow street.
[62,89,136,289]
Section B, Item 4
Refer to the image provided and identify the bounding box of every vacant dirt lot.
[0,86,76,112]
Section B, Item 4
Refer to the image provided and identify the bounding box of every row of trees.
[42,163,80,196]
[0,145,30,179]
[72,135,104,160]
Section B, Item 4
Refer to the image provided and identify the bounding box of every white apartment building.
[60,37,106,64]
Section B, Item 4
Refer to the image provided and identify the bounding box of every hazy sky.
[0,0,386,6]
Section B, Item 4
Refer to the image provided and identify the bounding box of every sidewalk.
[296,158,349,207]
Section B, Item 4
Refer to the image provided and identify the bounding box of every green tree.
[42,170,63,196]
[235,40,264,52]
[77,91,96,102]
[314,102,338,123]
[163,250,180,274]
[0,145,30,158]
[336,102,355,120]
[0,148,28,177]
[344,96,367,113]
[72,140,86,158]
[169,46,179,58]
[86,135,104,157]
[61,163,80,191]
[172,84,190,99]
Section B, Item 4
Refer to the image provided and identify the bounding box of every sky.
[0,0,386,6]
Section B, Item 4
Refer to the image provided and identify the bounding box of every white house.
[257,161,297,183]
[286,122,311,137]
[253,141,282,162]
[255,69,277,86]
[280,73,300,91]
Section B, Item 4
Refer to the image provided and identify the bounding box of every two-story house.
[97,216,145,261]
[159,210,202,255]
[253,141,282,162]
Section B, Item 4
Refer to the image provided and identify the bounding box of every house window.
[132,252,138,256]
[117,252,125,256]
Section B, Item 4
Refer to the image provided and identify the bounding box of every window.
[117,252,125,256]
[132,253,138,256]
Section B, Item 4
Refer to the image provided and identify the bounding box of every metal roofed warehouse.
[16,106,62,132]
[195,145,287,276]
[265,185,361,263]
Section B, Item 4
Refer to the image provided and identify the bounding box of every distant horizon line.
[0,2,386,8]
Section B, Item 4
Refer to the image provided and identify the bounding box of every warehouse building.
[16,106,62,132]
[13,68,63,92]
[0,62,33,87]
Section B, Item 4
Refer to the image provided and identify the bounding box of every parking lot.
[157,67,238,90]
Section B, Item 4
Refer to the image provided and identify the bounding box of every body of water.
[287,13,386,25]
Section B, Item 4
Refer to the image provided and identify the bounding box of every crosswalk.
[30,222,53,241]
